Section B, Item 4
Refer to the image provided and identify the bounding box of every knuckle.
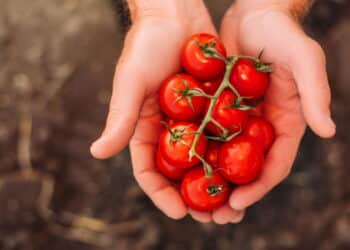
[281,166,292,181]
[108,107,137,124]
[231,212,245,224]
[213,217,227,225]
[306,38,326,62]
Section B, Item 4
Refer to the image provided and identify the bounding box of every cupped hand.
[90,2,244,224]
[219,2,336,213]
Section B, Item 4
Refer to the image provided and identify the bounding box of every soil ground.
[0,0,350,250]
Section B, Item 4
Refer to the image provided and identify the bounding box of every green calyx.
[206,128,242,142]
[207,185,223,196]
[195,39,226,61]
[255,49,272,73]
[254,61,272,73]
[173,79,207,111]
[199,42,218,58]
[161,121,188,144]
[186,49,271,178]
[226,97,252,111]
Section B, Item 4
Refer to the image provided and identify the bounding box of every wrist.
[127,0,205,22]
[231,0,314,21]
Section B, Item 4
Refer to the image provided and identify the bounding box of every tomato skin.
[206,90,248,136]
[159,74,206,121]
[181,167,230,212]
[202,78,222,95]
[243,116,275,152]
[164,117,176,126]
[204,141,221,170]
[156,149,186,181]
[230,59,269,100]
[181,33,227,81]
[159,122,207,168]
[219,135,264,184]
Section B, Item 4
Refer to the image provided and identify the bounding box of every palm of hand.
[92,15,227,220]
[219,9,334,210]
[128,12,306,222]
[92,7,334,224]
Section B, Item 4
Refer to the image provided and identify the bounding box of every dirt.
[0,0,350,250]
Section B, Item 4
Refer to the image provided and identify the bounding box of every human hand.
[218,0,336,216]
[90,0,244,224]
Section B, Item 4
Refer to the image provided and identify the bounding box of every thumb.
[90,50,146,159]
[290,36,336,138]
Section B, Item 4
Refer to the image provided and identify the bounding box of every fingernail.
[231,212,245,224]
[90,137,104,157]
[328,117,336,129]
[230,199,244,211]
[326,117,336,136]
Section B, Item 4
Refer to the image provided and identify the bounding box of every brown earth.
[0,0,350,250]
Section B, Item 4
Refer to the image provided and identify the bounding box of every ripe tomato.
[230,59,270,100]
[159,74,206,121]
[206,90,248,137]
[156,149,186,181]
[204,141,221,169]
[159,122,207,168]
[243,116,275,152]
[164,117,176,126]
[219,135,264,184]
[202,78,222,95]
[181,33,227,81]
[181,167,230,212]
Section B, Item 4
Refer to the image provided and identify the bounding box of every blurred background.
[0,0,350,249]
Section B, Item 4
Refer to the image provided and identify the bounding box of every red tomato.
[164,117,176,126]
[204,141,221,169]
[156,149,186,181]
[206,90,248,137]
[159,122,207,168]
[243,116,275,152]
[181,33,227,81]
[202,78,222,95]
[230,59,270,100]
[181,167,230,212]
[159,74,206,121]
[219,135,264,184]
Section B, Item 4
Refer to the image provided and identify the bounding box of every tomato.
[181,167,230,212]
[206,90,248,137]
[243,116,275,152]
[204,141,221,169]
[159,122,207,168]
[159,74,206,121]
[156,149,186,181]
[230,58,270,100]
[181,33,227,81]
[164,117,176,126]
[219,135,264,184]
[202,78,222,95]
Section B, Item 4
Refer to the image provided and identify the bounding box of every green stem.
[189,56,240,177]
[210,118,227,133]
[188,53,263,177]
[234,55,259,61]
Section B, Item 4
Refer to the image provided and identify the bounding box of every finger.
[90,34,146,159]
[130,139,187,220]
[212,205,245,225]
[291,37,336,138]
[188,209,212,223]
[219,9,239,55]
[230,210,245,224]
[229,122,304,210]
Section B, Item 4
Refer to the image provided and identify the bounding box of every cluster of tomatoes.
[156,33,275,212]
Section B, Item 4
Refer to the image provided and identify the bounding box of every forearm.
[127,0,205,22]
[232,0,315,21]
